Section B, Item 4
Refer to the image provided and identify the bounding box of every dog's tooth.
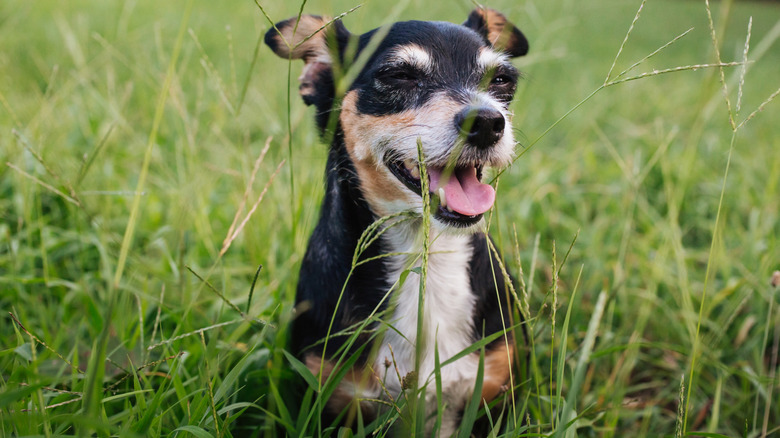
[409,165,420,179]
[438,188,447,208]
[404,159,415,171]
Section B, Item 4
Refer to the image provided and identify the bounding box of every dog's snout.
[455,107,505,148]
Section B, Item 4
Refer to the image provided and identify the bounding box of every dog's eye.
[490,75,512,86]
[391,70,417,81]
[377,67,419,83]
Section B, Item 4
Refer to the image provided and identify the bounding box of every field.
[1,0,779,436]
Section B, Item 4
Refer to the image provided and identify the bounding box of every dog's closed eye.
[376,65,421,84]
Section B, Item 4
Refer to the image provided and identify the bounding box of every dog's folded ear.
[463,8,529,57]
[265,15,350,106]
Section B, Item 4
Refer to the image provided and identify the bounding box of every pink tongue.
[428,166,496,216]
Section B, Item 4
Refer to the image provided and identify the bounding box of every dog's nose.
[455,107,505,148]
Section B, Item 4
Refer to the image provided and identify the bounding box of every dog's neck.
[377,223,479,362]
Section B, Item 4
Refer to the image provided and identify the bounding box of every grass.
[1,0,779,436]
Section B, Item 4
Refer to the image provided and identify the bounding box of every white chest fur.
[373,227,480,418]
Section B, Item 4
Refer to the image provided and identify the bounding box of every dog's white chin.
[430,215,486,235]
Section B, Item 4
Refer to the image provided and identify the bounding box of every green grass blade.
[174,425,216,438]
[457,343,485,438]
[554,265,583,428]
[0,384,41,408]
[284,350,319,390]
[553,290,608,438]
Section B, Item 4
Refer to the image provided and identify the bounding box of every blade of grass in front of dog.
[295,387,315,432]
[301,344,368,433]
[316,211,416,356]
[412,137,432,433]
[483,232,519,425]
[333,1,410,97]
[266,375,295,434]
[484,401,502,438]
[284,350,319,390]
[433,334,444,437]
[457,340,485,438]
[320,346,368,415]
[311,211,420,434]
[436,328,518,370]
[552,290,607,438]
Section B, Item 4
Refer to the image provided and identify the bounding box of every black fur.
[290,131,390,360]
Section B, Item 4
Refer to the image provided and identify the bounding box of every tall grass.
[1,0,778,436]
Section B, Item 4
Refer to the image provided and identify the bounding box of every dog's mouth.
[386,158,496,227]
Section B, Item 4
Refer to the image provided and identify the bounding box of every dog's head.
[266,9,528,229]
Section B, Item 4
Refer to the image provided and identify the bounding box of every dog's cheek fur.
[340,91,418,216]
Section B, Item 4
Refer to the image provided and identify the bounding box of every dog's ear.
[265,15,350,106]
[463,8,528,57]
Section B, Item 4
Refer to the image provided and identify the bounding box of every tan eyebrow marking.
[477,48,511,72]
[388,44,434,73]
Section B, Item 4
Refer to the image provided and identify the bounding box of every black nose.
[455,106,505,148]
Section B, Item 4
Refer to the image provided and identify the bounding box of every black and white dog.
[265,8,528,435]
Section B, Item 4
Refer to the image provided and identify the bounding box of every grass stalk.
[412,137,432,432]
[683,127,737,434]
[112,0,193,289]
[552,290,608,438]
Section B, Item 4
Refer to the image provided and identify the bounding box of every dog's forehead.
[366,20,490,66]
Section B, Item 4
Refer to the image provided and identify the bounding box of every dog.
[265,7,529,435]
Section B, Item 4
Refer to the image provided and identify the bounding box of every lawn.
[1,0,778,436]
